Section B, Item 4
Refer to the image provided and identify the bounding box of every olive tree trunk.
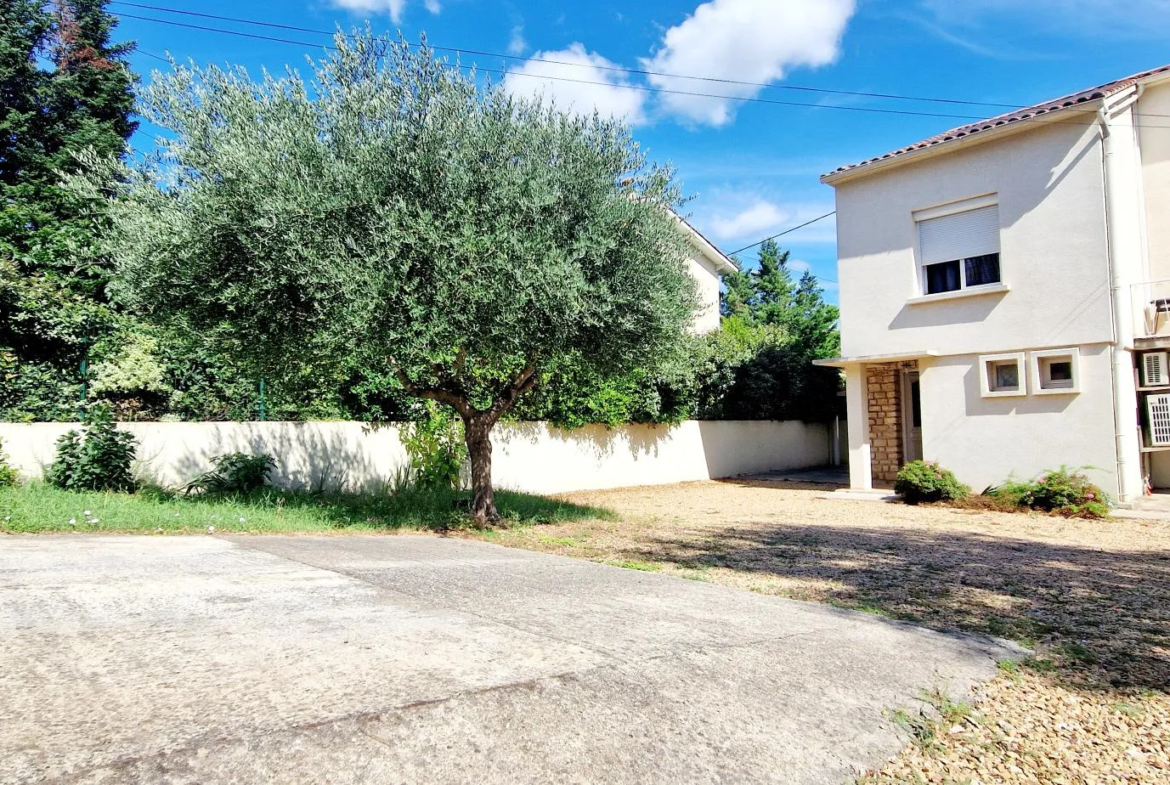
[399,364,536,527]
[463,414,497,524]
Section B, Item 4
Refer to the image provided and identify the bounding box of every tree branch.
[486,364,537,424]
[392,363,474,419]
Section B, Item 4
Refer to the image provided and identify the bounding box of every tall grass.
[0,482,615,535]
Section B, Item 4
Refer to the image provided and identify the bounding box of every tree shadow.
[494,421,674,461]
[136,422,392,493]
[613,520,1170,692]
[155,486,614,532]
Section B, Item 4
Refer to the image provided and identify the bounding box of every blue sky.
[113,0,1170,302]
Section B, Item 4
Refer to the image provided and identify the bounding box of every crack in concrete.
[52,626,834,783]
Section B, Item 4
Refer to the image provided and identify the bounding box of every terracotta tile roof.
[822,64,1170,182]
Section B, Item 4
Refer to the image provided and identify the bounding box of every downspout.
[1099,86,1144,503]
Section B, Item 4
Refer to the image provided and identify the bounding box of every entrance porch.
[815,351,937,493]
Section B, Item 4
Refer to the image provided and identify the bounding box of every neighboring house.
[818,65,1170,504]
[675,213,739,334]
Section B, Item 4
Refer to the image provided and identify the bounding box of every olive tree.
[81,33,698,523]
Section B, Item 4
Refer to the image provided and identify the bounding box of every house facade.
[819,65,1170,504]
[677,213,738,334]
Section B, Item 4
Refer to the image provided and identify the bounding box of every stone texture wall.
[866,361,918,484]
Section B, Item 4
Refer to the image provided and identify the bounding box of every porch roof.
[813,350,940,369]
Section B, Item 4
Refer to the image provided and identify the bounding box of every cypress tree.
[0,0,136,420]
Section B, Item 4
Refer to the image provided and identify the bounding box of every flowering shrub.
[895,461,971,504]
[990,467,1110,518]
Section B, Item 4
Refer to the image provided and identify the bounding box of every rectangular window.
[1031,348,1081,395]
[916,201,1001,296]
[964,254,1001,287]
[925,260,961,294]
[979,352,1026,398]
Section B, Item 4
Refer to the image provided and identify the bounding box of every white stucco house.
[818,64,1170,504]
[676,212,739,334]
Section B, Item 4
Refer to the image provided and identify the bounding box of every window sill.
[981,390,1026,399]
[1034,387,1080,396]
[907,283,1010,306]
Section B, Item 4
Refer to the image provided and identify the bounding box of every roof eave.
[820,106,1102,187]
[673,212,739,274]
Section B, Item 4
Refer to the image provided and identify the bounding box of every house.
[676,212,739,333]
[817,64,1170,504]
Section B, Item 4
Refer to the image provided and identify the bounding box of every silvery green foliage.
[81,32,698,413]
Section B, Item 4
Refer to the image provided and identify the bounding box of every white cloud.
[503,44,648,125]
[643,0,856,126]
[708,201,786,240]
[327,0,439,24]
[507,25,527,56]
[704,199,836,244]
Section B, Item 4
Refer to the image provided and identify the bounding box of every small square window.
[992,361,1019,391]
[979,353,1026,398]
[1031,348,1080,395]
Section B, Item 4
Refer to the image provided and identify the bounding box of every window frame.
[1030,348,1081,395]
[979,352,1027,398]
[913,195,1003,299]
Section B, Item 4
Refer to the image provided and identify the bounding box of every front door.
[901,371,923,463]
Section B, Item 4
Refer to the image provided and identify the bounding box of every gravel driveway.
[0,534,1018,784]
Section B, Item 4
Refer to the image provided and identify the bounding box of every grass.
[0,482,615,535]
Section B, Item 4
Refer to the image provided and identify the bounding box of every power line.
[112,9,1170,131]
[112,11,1000,122]
[137,48,170,63]
[729,212,837,256]
[111,1,1025,111]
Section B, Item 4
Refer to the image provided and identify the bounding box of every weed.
[1022,657,1058,673]
[1113,702,1145,720]
[538,535,580,548]
[606,559,660,572]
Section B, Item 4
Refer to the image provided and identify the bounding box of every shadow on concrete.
[603,519,1170,692]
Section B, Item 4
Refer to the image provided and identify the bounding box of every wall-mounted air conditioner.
[1144,352,1170,388]
[1148,394,1170,447]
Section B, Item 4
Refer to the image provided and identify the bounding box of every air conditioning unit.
[1149,394,1170,447]
[1144,352,1170,387]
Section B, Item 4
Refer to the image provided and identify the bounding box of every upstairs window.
[916,201,1001,295]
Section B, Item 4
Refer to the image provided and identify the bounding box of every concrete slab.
[816,489,902,503]
[0,535,1021,784]
[748,465,850,486]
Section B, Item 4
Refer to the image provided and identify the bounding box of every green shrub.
[989,467,1109,518]
[895,460,971,504]
[46,404,137,492]
[186,452,275,495]
[399,403,466,491]
[0,438,19,487]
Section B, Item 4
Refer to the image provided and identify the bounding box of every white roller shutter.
[917,205,1000,264]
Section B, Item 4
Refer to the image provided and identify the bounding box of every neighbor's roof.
[822,64,1170,184]
[674,212,738,274]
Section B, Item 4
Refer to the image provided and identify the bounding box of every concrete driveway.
[0,535,1019,784]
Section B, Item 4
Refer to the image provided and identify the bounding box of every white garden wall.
[0,420,829,495]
